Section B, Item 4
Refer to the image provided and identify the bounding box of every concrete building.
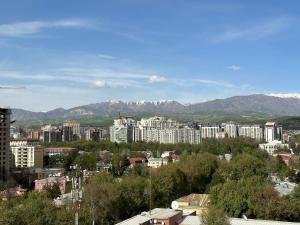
[171,194,210,216]
[264,122,282,143]
[239,125,264,141]
[10,139,44,168]
[0,107,12,180]
[259,140,289,155]
[117,208,300,225]
[35,176,67,194]
[201,126,220,139]
[63,120,80,141]
[148,158,169,168]
[224,122,238,138]
[110,117,137,143]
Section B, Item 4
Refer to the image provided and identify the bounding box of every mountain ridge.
[9,94,300,121]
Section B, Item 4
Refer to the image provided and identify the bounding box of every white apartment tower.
[239,125,263,141]
[264,122,282,143]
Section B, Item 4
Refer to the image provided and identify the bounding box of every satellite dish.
[171,201,179,209]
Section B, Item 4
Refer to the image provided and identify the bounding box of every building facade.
[0,108,11,180]
[10,139,43,168]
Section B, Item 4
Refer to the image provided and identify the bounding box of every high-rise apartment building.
[0,108,11,180]
[10,139,43,168]
[264,122,282,143]
[239,125,264,141]
[224,122,238,138]
[201,126,221,139]
[63,120,80,141]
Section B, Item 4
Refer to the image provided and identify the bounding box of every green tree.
[202,206,230,225]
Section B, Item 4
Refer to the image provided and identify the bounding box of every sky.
[0,0,300,111]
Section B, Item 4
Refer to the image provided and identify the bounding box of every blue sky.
[0,0,300,111]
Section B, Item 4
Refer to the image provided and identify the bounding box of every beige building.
[10,139,43,168]
[148,158,169,168]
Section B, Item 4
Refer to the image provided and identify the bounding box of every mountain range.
[10,94,300,122]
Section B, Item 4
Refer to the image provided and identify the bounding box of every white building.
[224,122,238,138]
[259,140,289,155]
[110,117,136,143]
[239,125,264,141]
[201,126,221,139]
[148,158,169,168]
[10,139,44,168]
[264,122,282,143]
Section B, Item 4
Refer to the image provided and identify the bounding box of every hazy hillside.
[10,94,300,125]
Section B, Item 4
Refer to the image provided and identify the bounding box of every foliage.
[202,206,230,225]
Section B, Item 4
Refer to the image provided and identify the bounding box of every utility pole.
[72,165,82,225]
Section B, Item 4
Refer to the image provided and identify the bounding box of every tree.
[118,176,148,219]
[84,172,119,224]
[43,182,61,199]
[75,153,97,170]
[151,164,188,208]
[179,153,218,193]
[202,206,230,225]
[210,178,262,218]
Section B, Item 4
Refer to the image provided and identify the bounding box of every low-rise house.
[117,208,300,225]
[44,147,77,156]
[0,186,27,200]
[171,194,210,216]
[128,157,148,168]
[259,141,289,155]
[148,158,169,168]
[35,176,67,194]
[272,153,293,166]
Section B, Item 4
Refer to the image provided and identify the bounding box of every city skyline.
[1,1,300,111]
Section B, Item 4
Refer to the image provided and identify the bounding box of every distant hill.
[9,94,300,125]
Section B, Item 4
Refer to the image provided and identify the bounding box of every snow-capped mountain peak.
[267,93,300,99]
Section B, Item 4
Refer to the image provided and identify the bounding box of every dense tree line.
[2,138,300,224]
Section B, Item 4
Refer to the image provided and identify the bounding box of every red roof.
[128,157,147,165]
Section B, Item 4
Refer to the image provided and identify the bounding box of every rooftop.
[174,194,210,208]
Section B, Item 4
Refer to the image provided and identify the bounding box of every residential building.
[0,107,12,180]
[35,176,67,194]
[224,122,238,138]
[238,125,264,141]
[110,117,136,143]
[201,126,220,139]
[117,208,300,225]
[148,158,169,168]
[264,122,282,143]
[44,147,77,157]
[259,140,289,155]
[116,208,183,225]
[171,194,210,216]
[63,120,80,141]
[128,157,148,168]
[10,139,44,168]
[0,186,27,201]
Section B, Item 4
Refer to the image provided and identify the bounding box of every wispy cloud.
[0,85,26,90]
[228,65,241,71]
[0,19,96,37]
[212,16,293,43]
[97,54,115,60]
[148,75,167,83]
[194,79,234,88]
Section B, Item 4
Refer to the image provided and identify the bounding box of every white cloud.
[212,16,293,43]
[94,80,109,88]
[267,93,300,99]
[148,75,167,83]
[228,65,241,71]
[0,19,95,37]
